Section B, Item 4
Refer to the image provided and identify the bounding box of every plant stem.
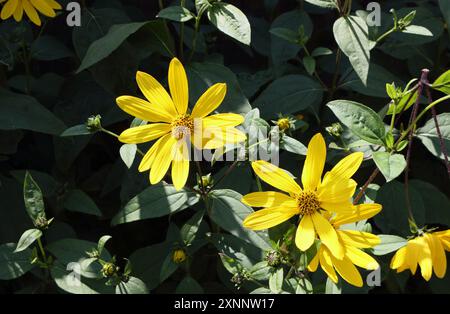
[329,48,342,99]
[100,128,145,157]
[424,85,450,178]
[376,27,396,43]
[300,45,328,90]
[255,176,263,192]
[209,160,239,191]
[37,237,47,261]
[353,168,379,205]
[188,17,201,62]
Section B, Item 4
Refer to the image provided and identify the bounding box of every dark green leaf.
[416,113,450,161]
[64,189,102,216]
[180,210,205,245]
[31,36,73,61]
[115,277,149,294]
[23,171,46,222]
[111,184,200,225]
[176,276,204,294]
[0,243,33,280]
[60,124,91,137]
[158,6,194,22]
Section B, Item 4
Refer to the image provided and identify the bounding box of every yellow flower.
[0,0,62,26]
[308,203,382,287]
[242,133,364,259]
[276,118,291,131]
[117,58,246,190]
[390,229,450,281]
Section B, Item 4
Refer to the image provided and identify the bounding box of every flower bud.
[85,115,102,133]
[172,249,187,264]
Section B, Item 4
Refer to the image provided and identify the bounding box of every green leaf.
[371,235,408,256]
[304,0,337,9]
[60,124,91,137]
[77,20,174,73]
[372,152,407,182]
[111,184,200,225]
[64,189,102,216]
[269,268,283,293]
[15,229,42,253]
[119,144,137,169]
[47,238,111,265]
[311,47,333,57]
[23,171,46,222]
[115,277,149,294]
[333,16,370,85]
[255,75,323,118]
[176,276,204,294]
[432,69,450,95]
[270,10,313,65]
[250,261,271,281]
[416,113,450,161]
[440,0,450,35]
[186,62,251,114]
[340,63,404,98]
[402,25,433,36]
[325,278,342,294]
[180,210,205,245]
[386,91,418,115]
[31,35,73,61]
[280,135,307,155]
[0,88,66,135]
[207,2,251,45]
[269,27,299,44]
[327,100,386,145]
[303,56,316,75]
[0,243,33,280]
[157,6,194,22]
[209,190,271,250]
[97,235,112,256]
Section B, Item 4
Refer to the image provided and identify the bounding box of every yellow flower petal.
[171,140,190,190]
[201,127,246,149]
[332,203,383,227]
[320,247,339,284]
[243,206,298,231]
[22,0,41,25]
[191,83,227,118]
[301,133,326,191]
[47,0,62,10]
[295,215,315,251]
[150,136,177,184]
[312,212,344,259]
[317,179,356,205]
[202,113,244,128]
[136,71,178,117]
[307,252,320,272]
[251,160,302,195]
[320,200,354,214]
[168,58,188,115]
[13,2,23,21]
[345,246,379,270]
[320,152,363,188]
[138,134,170,172]
[406,239,420,275]
[390,246,408,270]
[337,230,380,249]
[30,0,56,17]
[118,123,171,144]
[241,191,297,208]
[116,96,173,123]
[1,0,18,19]
[331,255,363,287]
[426,233,447,279]
[416,236,433,281]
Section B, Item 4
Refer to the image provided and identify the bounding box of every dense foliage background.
[0,0,449,294]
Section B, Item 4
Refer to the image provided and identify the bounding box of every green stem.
[397,94,450,144]
[255,176,263,192]
[188,5,208,62]
[300,45,328,90]
[37,237,47,261]
[100,128,145,157]
[285,266,295,280]
[376,27,396,43]
[389,102,397,132]
[179,0,186,60]
[209,160,239,191]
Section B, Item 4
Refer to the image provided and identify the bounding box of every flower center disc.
[171,115,194,140]
[296,191,320,215]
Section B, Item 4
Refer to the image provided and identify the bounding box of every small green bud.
[85,115,102,133]
[34,216,53,230]
[230,270,250,289]
[395,140,408,152]
[326,122,344,138]
[199,174,213,188]
[385,132,394,149]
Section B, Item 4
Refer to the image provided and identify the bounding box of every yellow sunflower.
[390,229,450,281]
[117,58,246,190]
[242,133,364,259]
[0,0,62,26]
[308,203,382,287]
